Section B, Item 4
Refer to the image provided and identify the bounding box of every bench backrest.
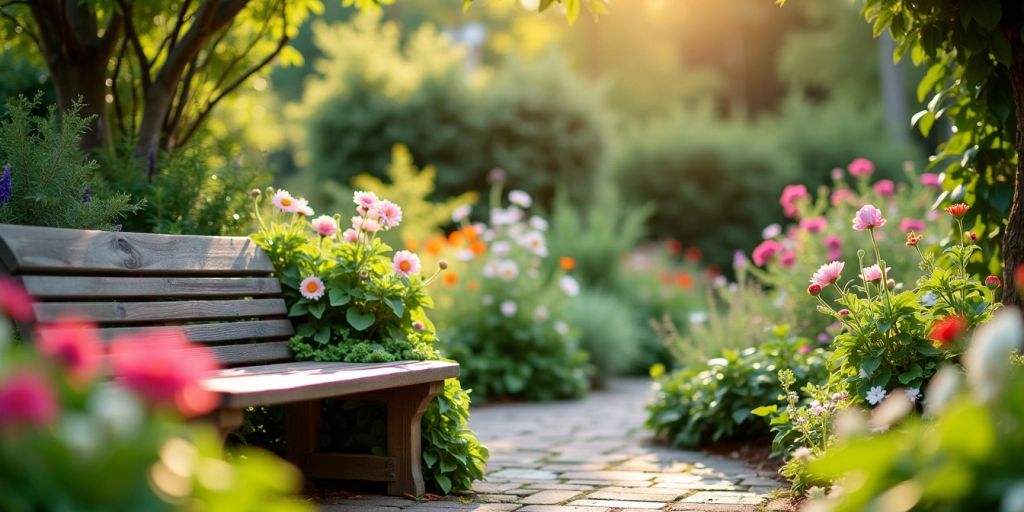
[0,224,295,367]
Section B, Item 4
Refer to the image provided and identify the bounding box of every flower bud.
[838,309,851,317]
[439,259,449,270]
[905,231,923,247]
[857,249,866,259]
[985,275,1002,290]
[264,186,275,198]
[886,278,896,290]
[969,231,978,242]
[359,270,369,280]
[412,321,425,331]
[807,283,822,296]
[249,188,262,199]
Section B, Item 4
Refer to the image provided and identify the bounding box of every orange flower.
[560,256,576,271]
[443,272,460,287]
[905,231,924,247]
[466,280,479,292]
[675,272,694,289]
[469,240,487,255]
[463,226,480,242]
[424,236,446,256]
[945,203,969,219]
[447,230,466,247]
[404,239,419,252]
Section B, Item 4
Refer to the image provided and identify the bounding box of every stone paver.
[313,379,787,511]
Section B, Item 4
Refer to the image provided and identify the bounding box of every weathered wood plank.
[305,454,397,482]
[33,299,287,324]
[387,382,441,496]
[21,275,281,299]
[212,341,294,366]
[0,224,272,275]
[206,360,460,408]
[36,319,294,344]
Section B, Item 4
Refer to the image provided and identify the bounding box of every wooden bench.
[0,223,459,496]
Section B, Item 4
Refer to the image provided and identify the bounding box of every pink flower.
[295,198,314,217]
[109,329,219,418]
[861,264,890,282]
[831,168,844,180]
[899,218,925,233]
[810,261,845,287]
[0,370,58,429]
[341,228,362,244]
[35,316,104,383]
[920,173,941,188]
[779,185,809,218]
[848,158,875,177]
[831,188,855,206]
[393,251,421,278]
[0,276,34,322]
[873,179,895,197]
[377,200,403,229]
[310,215,339,237]
[299,276,325,300]
[752,240,782,266]
[779,250,796,268]
[852,204,886,231]
[824,235,842,260]
[799,217,827,233]
[271,189,299,213]
[353,191,380,210]
[352,216,380,233]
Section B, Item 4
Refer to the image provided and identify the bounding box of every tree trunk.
[50,60,113,152]
[1002,53,1024,305]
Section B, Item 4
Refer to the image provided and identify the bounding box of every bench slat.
[0,224,272,275]
[205,360,460,407]
[33,299,287,324]
[213,341,294,366]
[21,275,282,299]
[35,319,294,344]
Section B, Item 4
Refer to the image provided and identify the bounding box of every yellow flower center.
[281,198,293,206]
[399,261,411,272]
[305,282,319,293]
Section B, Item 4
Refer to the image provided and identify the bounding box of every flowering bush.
[431,185,591,401]
[248,189,487,493]
[0,279,309,511]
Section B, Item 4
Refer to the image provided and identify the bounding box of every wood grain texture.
[21,275,282,299]
[285,400,321,469]
[386,382,442,496]
[212,341,294,366]
[0,224,272,275]
[206,360,459,407]
[33,299,287,323]
[305,454,397,482]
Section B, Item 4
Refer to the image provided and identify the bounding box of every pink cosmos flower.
[824,235,842,260]
[733,250,748,269]
[35,316,104,383]
[393,251,421,278]
[109,329,219,418]
[779,184,809,218]
[852,204,886,231]
[831,168,844,180]
[848,158,875,177]
[500,300,517,317]
[811,261,845,286]
[831,188,855,206]
[800,217,827,233]
[752,240,782,266]
[341,228,362,244]
[310,215,339,237]
[0,276,34,322]
[295,198,314,217]
[0,370,58,429]
[352,216,381,233]
[873,179,895,197]
[353,191,380,210]
[271,189,299,213]
[377,200,403,229]
[861,264,890,282]
[779,250,796,268]
[299,276,325,300]
[899,218,925,233]
[920,173,941,188]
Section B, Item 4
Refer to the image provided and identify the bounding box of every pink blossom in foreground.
[341,228,361,244]
[779,185,809,218]
[0,371,58,429]
[351,216,381,233]
[377,200,403,229]
[310,215,339,237]
[873,179,895,197]
[393,251,421,278]
[752,240,782,266]
[271,189,299,213]
[848,158,875,177]
[0,276,34,322]
[299,276,325,300]
[899,218,925,233]
[35,316,105,383]
[799,217,827,233]
[353,190,380,210]
[861,264,890,282]
[811,261,845,287]
[109,329,219,418]
[852,204,887,231]
[920,173,941,188]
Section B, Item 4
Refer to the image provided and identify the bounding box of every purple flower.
[83,187,92,204]
[0,164,11,207]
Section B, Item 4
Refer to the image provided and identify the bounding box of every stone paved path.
[316,379,788,512]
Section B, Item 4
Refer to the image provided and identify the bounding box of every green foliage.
[0,96,136,230]
[564,290,645,384]
[645,332,829,448]
[420,379,488,494]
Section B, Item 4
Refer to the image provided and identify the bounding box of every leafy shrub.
[433,186,591,401]
[247,189,487,493]
[646,329,829,448]
[0,96,136,230]
[564,290,645,385]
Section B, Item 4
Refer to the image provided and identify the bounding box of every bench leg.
[211,408,244,443]
[387,381,443,497]
[285,400,322,470]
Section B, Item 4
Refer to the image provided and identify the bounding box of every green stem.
[869,228,892,311]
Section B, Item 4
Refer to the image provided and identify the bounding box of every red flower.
[930,316,967,347]
[985,275,1002,290]
[945,203,969,219]
[109,329,220,417]
[666,239,683,255]
[807,284,822,296]
[0,276,34,322]
[0,370,58,430]
[35,316,105,384]
[684,247,702,263]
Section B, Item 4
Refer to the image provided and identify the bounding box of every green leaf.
[329,288,351,306]
[435,474,452,494]
[962,1,1002,31]
[384,296,404,318]
[898,365,923,384]
[346,308,376,331]
[862,355,882,376]
[314,327,331,344]
[423,450,438,468]
[309,301,327,319]
[751,405,778,417]
[288,302,309,317]
[296,323,315,337]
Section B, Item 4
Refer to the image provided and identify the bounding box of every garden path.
[316,378,788,512]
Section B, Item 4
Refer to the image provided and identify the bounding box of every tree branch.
[116,0,151,91]
[111,37,130,140]
[0,5,42,52]
[167,0,194,56]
